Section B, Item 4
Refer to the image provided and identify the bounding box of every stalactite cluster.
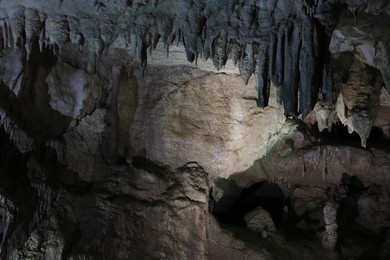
[0,0,383,116]
[123,0,344,117]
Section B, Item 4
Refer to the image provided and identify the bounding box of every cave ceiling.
[0,0,389,117]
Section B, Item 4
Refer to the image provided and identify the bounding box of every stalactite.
[0,0,348,118]
[44,17,70,50]
[202,32,210,61]
[272,26,285,88]
[80,18,104,73]
[24,9,44,59]
[100,20,116,51]
[322,55,334,103]
[8,7,24,50]
[38,23,45,53]
[136,34,147,77]
[212,31,228,70]
[255,38,270,108]
[231,41,242,66]
[0,9,12,49]
[299,19,321,118]
[0,19,8,50]
[239,43,254,85]
[157,16,172,45]
[281,24,301,117]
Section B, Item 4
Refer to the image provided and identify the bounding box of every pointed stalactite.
[44,17,70,51]
[157,16,172,44]
[0,13,13,49]
[271,27,285,87]
[136,35,147,77]
[100,19,116,51]
[281,24,301,117]
[68,18,84,50]
[299,20,321,118]
[0,19,9,49]
[255,39,270,108]
[202,30,211,61]
[195,35,203,63]
[182,33,196,63]
[0,33,3,53]
[24,9,44,59]
[212,31,228,70]
[38,22,45,52]
[231,41,242,66]
[322,54,334,103]
[80,18,104,73]
[240,0,256,32]
[9,7,25,51]
[239,43,254,85]
[183,6,205,65]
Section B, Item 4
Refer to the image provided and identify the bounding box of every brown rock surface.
[130,66,291,177]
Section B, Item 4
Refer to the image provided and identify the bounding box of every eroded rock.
[244,206,276,237]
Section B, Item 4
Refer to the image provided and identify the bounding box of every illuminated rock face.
[0,0,390,259]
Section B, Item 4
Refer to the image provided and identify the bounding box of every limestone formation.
[335,61,382,147]
[0,0,389,259]
[322,201,338,250]
[244,206,276,237]
[0,0,387,117]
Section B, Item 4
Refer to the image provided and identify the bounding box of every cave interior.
[0,0,390,259]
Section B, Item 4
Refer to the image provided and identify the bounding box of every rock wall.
[0,1,389,259]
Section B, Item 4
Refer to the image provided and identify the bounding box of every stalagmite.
[322,201,338,250]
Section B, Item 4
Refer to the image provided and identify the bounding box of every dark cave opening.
[315,122,390,147]
[210,175,390,259]
[210,180,286,228]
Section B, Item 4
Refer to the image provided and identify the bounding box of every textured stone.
[230,126,390,188]
[335,61,382,147]
[0,1,389,259]
[244,206,276,235]
[130,65,288,177]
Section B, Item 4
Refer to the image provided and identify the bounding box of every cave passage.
[210,175,390,259]
[211,180,286,227]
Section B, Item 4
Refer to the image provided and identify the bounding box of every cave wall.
[0,0,389,259]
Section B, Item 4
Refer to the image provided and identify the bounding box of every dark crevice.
[211,180,285,227]
[316,123,390,148]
